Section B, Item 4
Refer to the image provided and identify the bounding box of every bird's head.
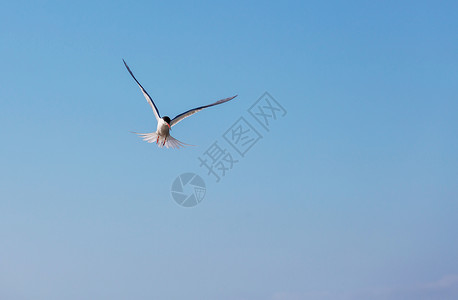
[162,116,171,129]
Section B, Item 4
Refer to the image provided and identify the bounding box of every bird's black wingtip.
[122,59,132,73]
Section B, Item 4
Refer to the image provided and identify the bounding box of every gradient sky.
[1,1,457,299]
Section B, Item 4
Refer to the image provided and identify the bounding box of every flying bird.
[123,59,237,149]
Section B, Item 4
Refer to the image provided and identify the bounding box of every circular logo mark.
[171,173,206,207]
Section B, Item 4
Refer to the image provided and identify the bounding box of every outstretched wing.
[123,59,161,121]
[170,95,238,127]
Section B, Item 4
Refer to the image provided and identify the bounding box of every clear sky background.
[1,1,457,299]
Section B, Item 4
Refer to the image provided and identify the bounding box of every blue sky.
[1,0,457,299]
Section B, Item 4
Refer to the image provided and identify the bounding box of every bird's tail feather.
[132,132,194,149]
[164,135,194,149]
[133,132,158,144]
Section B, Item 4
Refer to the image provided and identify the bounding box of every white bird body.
[157,118,170,137]
[153,118,171,146]
[123,59,237,149]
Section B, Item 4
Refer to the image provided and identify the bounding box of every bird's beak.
[167,124,171,130]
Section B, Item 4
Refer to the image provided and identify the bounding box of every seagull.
[123,59,237,149]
